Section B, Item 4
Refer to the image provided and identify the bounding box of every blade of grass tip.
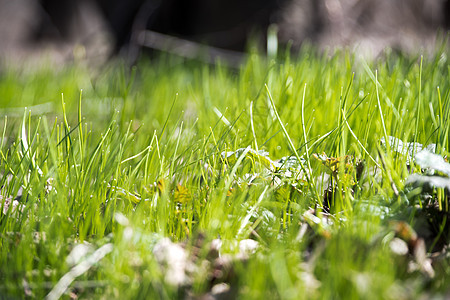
[260,128,282,148]
[169,121,183,177]
[58,121,81,180]
[265,84,319,199]
[429,102,438,129]
[61,92,81,179]
[413,56,423,154]
[301,83,313,178]
[266,89,277,122]
[159,93,178,138]
[250,100,265,170]
[195,113,225,166]
[424,127,440,147]
[305,106,315,138]
[154,131,164,176]
[61,93,71,138]
[198,138,211,187]
[342,108,381,169]
[375,70,389,151]
[115,121,133,168]
[126,66,137,98]
[0,116,6,149]
[83,127,112,184]
[220,146,251,203]
[308,129,334,153]
[213,107,231,127]
[21,109,29,157]
[208,126,222,163]
[78,89,83,153]
[1,154,15,180]
[55,123,80,147]
[334,86,345,157]
[309,94,368,154]
[437,86,443,151]
[339,73,354,155]
[43,118,68,197]
[172,142,197,174]
[210,110,244,158]
[143,130,158,186]
[361,58,400,119]
[27,109,31,149]
[265,85,303,166]
[29,116,43,176]
[437,86,449,154]
[342,73,353,113]
[121,140,154,164]
[20,109,31,186]
[324,78,357,157]
[0,116,15,176]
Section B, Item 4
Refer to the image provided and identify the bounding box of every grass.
[0,44,449,299]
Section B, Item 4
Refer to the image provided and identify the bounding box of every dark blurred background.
[0,0,449,64]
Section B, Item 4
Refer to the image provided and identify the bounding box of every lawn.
[0,45,449,299]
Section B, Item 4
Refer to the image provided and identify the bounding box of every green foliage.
[0,46,449,298]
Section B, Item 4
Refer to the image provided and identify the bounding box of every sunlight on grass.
[0,46,449,298]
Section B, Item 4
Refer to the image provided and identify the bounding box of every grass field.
[0,44,449,299]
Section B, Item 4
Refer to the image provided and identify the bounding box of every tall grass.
[0,45,449,298]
